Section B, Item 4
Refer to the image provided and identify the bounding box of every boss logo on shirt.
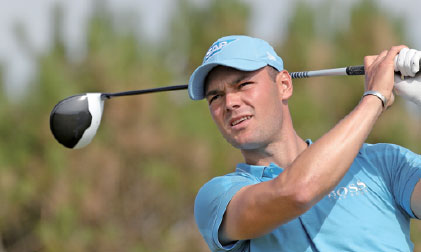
[327,180,368,200]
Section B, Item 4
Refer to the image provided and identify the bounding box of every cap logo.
[204,39,237,62]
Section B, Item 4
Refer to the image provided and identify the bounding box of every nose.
[225,92,241,111]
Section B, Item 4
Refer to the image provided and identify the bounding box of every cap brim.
[188,59,267,100]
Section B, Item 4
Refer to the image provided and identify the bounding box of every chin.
[228,138,263,150]
[223,131,260,149]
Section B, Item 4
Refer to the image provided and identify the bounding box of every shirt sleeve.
[370,144,421,218]
[194,172,259,252]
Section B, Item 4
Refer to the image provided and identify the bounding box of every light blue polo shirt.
[194,142,421,251]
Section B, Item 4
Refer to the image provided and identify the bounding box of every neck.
[240,111,308,168]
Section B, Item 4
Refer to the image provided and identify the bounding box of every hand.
[394,73,421,106]
[364,45,408,109]
[394,48,421,77]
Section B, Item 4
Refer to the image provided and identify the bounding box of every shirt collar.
[235,139,312,179]
[236,162,283,179]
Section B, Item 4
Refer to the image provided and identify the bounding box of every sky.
[0,0,420,99]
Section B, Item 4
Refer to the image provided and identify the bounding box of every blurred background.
[0,0,420,251]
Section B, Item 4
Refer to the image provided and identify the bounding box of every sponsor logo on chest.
[328,180,368,201]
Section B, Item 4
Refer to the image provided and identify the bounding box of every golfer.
[189,35,421,251]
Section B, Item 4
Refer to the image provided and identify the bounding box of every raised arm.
[219,46,407,243]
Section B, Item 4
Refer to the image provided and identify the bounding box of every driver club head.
[50,93,104,149]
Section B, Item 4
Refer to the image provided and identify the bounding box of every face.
[205,66,290,150]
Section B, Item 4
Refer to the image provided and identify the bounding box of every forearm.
[278,95,383,206]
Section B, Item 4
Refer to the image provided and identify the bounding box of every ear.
[276,70,293,100]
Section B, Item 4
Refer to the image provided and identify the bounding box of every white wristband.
[362,91,387,108]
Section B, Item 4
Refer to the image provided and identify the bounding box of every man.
[189,35,421,251]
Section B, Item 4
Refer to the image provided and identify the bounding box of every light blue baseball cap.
[188,35,284,100]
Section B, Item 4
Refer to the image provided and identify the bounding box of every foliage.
[0,0,419,251]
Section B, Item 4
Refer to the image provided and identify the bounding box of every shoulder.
[359,142,415,159]
[361,142,402,153]
[194,171,259,251]
[358,142,421,171]
[195,171,260,207]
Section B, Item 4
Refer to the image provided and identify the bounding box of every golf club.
[50,64,419,149]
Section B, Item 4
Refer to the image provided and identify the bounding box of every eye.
[208,94,220,105]
[239,82,253,88]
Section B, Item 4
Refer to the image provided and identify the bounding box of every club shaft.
[102,84,188,99]
[100,62,421,97]
[100,65,364,98]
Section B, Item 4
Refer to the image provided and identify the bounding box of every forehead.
[205,66,260,92]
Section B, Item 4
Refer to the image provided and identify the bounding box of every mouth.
[230,115,252,127]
